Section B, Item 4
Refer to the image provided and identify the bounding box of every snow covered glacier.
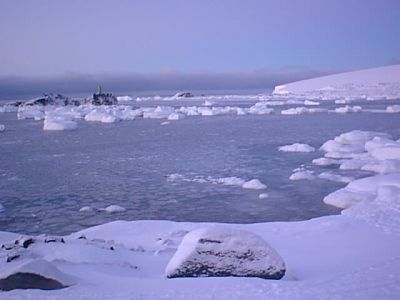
[1,65,400,299]
[273,64,400,99]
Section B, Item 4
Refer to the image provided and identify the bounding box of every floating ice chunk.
[304,100,320,106]
[168,113,185,121]
[281,107,308,115]
[161,121,170,126]
[370,145,400,160]
[43,117,77,131]
[103,205,126,213]
[215,177,246,186]
[248,102,274,115]
[324,173,400,208]
[335,105,362,113]
[335,99,350,104]
[116,95,133,102]
[258,193,269,199]
[0,124,4,132]
[166,173,186,182]
[79,206,93,212]
[17,105,44,120]
[361,160,400,174]
[318,172,353,183]
[143,106,175,119]
[0,203,4,212]
[312,157,341,166]
[386,105,400,113]
[204,100,215,106]
[320,130,391,158]
[339,159,370,170]
[242,179,267,190]
[289,170,316,181]
[85,110,118,123]
[279,143,315,153]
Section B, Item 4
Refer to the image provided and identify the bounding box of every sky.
[1,0,400,96]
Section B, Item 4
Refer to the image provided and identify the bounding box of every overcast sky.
[1,0,399,95]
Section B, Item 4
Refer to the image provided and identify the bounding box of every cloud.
[0,68,332,98]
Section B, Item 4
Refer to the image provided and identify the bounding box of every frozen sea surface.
[1,99,400,235]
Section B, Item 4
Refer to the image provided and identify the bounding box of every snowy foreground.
[1,129,400,299]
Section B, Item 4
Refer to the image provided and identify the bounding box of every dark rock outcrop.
[0,272,68,291]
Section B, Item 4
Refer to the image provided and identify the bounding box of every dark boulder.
[166,227,286,280]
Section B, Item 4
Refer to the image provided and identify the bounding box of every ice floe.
[43,116,78,131]
[335,105,362,113]
[289,170,316,181]
[242,179,267,190]
[102,205,126,213]
[279,143,315,153]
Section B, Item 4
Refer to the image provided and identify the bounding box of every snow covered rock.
[0,259,75,291]
[279,143,315,153]
[166,227,285,280]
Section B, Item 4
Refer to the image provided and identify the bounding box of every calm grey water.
[1,100,399,235]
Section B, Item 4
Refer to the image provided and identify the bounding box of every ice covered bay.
[1,100,399,235]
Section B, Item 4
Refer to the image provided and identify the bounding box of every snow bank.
[279,143,315,153]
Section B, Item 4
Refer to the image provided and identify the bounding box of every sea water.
[0,98,399,235]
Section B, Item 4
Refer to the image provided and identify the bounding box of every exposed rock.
[84,93,117,105]
[0,272,67,291]
[23,93,79,106]
[174,92,194,98]
[166,227,285,280]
